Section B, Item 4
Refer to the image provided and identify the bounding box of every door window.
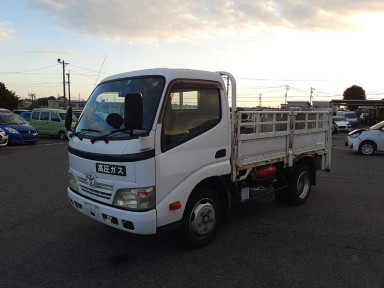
[51,113,61,122]
[40,112,49,121]
[32,111,40,120]
[162,83,221,151]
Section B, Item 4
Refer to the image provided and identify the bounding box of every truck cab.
[67,68,331,248]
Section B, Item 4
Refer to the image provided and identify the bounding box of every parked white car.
[346,120,384,155]
[336,111,358,126]
[333,116,351,132]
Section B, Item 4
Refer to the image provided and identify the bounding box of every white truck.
[66,68,332,248]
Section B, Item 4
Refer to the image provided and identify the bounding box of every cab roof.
[100,68,224,85]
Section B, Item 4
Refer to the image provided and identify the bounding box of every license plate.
[84,202,99,217]
[96,163,126,176]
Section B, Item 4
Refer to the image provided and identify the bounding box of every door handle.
[215,149,226,159]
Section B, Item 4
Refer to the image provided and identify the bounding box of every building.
[280,101,311,109]
[48,99,87,110]
[313,101,331,109]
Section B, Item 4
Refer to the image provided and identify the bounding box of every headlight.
[349,132,361,138]
[4,127,19,134]
[68,170,79,192]
[113,187,155,211]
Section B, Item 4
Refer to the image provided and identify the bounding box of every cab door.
[154,80,230,227]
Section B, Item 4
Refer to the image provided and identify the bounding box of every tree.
[343,85,366,111]
[29,96,57,109]
[0,82,20,110]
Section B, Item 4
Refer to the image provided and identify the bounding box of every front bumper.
[345,136,358,151]
[8,133,38,144]
[337,126,351,132]
[68,188,157,235]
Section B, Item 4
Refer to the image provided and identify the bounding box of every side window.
[40,112,49,121]
[171,91,198,110]
[162,85,221,151]
[51,113,61,122]
[32,111,40,120]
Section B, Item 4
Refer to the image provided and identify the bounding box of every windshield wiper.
[90,128,148,144]
[70,128,101,140]
[90,128,132,144]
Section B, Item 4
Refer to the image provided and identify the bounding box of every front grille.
[20,130,36,134]
[339,126,346,129]
[77,176,113,200]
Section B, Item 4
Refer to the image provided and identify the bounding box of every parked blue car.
[0,111,38,145]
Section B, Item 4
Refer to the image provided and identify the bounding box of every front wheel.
[58,131,67,140]
[0,138,8,147]
[181,187,222,248]
[359,141,375,156]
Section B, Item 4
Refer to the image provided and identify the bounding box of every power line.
[35,84,63,97]
[69,64,109,75]
[238,77,338,82]
[0,72,62,75]
[0,64,60,74]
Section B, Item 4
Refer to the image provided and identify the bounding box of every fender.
[156,160,230,228]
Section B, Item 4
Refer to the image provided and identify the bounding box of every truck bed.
[233,110,332,180]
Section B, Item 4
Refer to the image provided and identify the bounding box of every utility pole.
[67,71,71,107]
[28,93,35,103]
[259,93,262,107]
[57,59,69,108]
[310,87,315,106]
[285,85,289,106]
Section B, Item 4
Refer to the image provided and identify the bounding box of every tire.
[181,187,222,248]
[359,141,375,156]
[0,138,8,147]
[58,131,67,140]
[279,165,311,205]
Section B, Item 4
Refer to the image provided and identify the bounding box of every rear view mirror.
[65,106,73,130]
[124,93,143,130]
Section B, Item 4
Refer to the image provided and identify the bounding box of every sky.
[1,0,384,107]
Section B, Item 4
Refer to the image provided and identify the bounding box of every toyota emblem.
[86,173,97,186]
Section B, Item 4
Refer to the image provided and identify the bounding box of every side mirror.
[65,106,73,130]
[124,93,143,130]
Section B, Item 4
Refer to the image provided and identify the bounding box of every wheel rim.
[189,198,216,238]
[361,143,373,155]
[297,172,310,199]
[59,132,65,140]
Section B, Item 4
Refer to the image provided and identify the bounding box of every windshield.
[333,117,347,121]
[75,77,165,139]
[370,120,384,130]
[344,113,357,118]
[0,114,25,125]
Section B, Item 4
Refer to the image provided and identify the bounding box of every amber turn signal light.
[169,201,182,210]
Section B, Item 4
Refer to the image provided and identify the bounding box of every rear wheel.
[181,187,222,248]
[58,131,67,140]
[278,165,311,205]
[359,141,375,156]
